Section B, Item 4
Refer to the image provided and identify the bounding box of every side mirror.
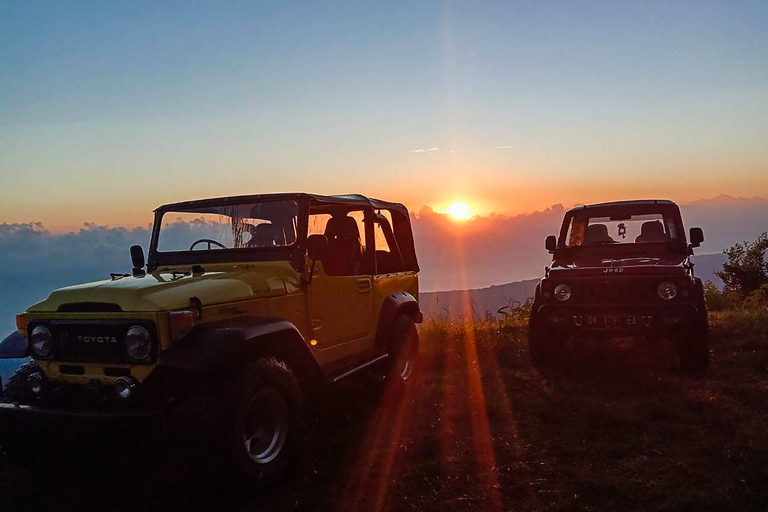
[689,227,704,248]
[130,245,146,277]
[304,235,328,286]
[545,235,557,252]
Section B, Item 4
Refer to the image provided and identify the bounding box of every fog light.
[114,376,135,399]
[26,372,45,395]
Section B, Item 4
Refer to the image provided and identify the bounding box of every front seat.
[583,224,615,245]
[323,216,363,276]
[635,221,666,243]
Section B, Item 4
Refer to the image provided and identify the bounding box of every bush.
[744,283,768,310]
[703,282,742,312]
[716,233,768,296]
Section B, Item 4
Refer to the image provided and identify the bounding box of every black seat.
[583,224,615,245]
[254,224,286,246]
[635,221,666,243]
[323,216,363,276]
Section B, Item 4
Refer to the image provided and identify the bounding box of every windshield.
[156,200,299,253]
[564,210,683,247]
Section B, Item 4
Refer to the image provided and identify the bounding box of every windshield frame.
[553,203,688,260]
[147,196,309,271]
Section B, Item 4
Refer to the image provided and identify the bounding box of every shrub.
[703,282,742,311]
[716,233,768,296]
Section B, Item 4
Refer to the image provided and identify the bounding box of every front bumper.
[537,303,701,333]
[0,402,166,447]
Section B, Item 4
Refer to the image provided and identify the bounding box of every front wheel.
[676,315,710,375]
[228,358,303,484]
[528,309,562,370]
[0,361,45,469]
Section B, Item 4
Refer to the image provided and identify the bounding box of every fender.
[158,316,314,372]
[374,292,422,350]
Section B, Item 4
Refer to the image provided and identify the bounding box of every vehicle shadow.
[0,374,399,512]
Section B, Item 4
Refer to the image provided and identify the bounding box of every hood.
[549,255,689,278]
[27,264,299,313]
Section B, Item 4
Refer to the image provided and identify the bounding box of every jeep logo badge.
[77,335,118,344]
[603,268,624,273]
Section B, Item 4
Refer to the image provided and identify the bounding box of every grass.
[2,309,768,511]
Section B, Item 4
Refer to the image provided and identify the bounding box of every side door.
[307,207,375,350]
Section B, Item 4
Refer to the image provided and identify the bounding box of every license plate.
[586,314,638,329]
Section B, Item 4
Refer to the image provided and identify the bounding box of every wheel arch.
[158,316,323,389]
[374,292,422,350]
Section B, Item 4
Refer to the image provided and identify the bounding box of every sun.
[446,201,472,221]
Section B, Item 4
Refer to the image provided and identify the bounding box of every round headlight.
[657,282,678,300]
[554,283,572,302]
[30,325,52,357]
[125,325,152,361]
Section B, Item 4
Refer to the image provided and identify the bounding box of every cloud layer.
[1,195,765,334]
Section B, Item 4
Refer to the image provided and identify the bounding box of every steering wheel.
[189,239,227,250]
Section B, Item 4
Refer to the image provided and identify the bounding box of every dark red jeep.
[529,200,709,373]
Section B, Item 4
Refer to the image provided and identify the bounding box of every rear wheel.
[385,315,419,384]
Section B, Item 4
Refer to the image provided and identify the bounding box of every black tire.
[0,360,41,404]
[228,357,303,484]
[384,315,419,384]
[528,306,559,370]
[677,315,710,375]
[1,361,44,469]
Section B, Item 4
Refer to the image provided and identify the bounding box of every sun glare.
[446,201,472,221]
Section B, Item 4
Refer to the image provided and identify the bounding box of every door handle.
[357,278,371,293]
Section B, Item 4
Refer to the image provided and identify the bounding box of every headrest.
[584,223,613,244]
[325,216,360,241]
[640,220,665,237]
[255,223,285,246]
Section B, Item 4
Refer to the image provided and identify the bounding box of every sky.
[1,0,768,232]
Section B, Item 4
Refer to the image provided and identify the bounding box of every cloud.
[411,205,565,292]
[411,147,440,153]
[0,222,152,334]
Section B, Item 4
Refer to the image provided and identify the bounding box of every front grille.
[544,277,688,305]
[576,279,655,304]
[27,320,157,364]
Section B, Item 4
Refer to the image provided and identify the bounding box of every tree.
[716,233,768,296]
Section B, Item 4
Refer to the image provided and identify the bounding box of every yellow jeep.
[0,193,421,481]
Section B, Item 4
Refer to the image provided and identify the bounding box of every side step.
[330,353,389,383]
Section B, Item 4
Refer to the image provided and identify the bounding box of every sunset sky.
[2,1,767,232]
